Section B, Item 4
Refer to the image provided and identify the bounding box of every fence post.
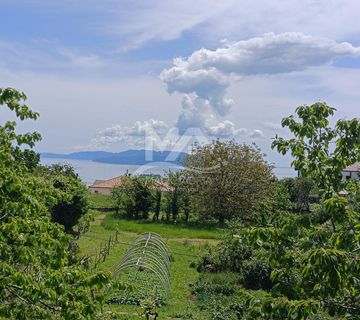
[108,236,112,255]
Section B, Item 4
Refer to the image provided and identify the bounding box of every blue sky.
[1,0,360,165]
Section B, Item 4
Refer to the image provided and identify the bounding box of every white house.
[342,162,360,180]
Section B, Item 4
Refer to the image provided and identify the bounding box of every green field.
[89,193,115,208]
[77,195,221,319]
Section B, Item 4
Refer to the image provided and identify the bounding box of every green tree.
[153,189,162,221]
[293,177,315,211]
[272,102,360,230]
[194,103,360,319]
[37,164,89,233]
[272,102,360,199]
[14,149,40,171]
[184,140,273,223]
[51,175,89,232]
[120,176,154,220]
[164,171,182,222]
[282,177,315,212]
[132,176,153,220]
[0,88,110,319]
[347,179,360,212]
[182,190,191,223]
[111,177,131,217]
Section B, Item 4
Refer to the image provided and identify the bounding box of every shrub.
[242,257,272,290]
[51,174,89,232]
[282,177,316,212]
[36,164,90,232]
[190,273,238,297]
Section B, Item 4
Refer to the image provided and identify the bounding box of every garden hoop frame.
[113,232,172,299]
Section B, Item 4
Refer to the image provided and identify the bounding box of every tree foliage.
[164,171,182,222]
[111,176,154,220]
[183,140,273,223]
[272,102,360,199]
[194,104,360,319]
[282,177,316,212]
[0,88,111,319]
[36,164,89,232]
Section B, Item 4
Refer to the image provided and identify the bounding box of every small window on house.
[95,190,99,194]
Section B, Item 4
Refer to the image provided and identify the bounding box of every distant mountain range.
[41,150,187,165]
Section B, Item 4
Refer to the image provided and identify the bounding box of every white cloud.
[177,94,245,138]
[100,119,169,138]
[207,120,247,138]
[91,119,170,148]
[58,48,104,68]
[264,122,284,131]
[87,115,246,150]
[80,109,256,152]
[181,33,360,75]
[161,32,360,138]
[0,40,105,72]
[101,0,236,51]
[9,1,360,51]
[161,32,360,99]
[91,0,360,51]
[250,129,265,139]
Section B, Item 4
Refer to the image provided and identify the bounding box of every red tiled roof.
[153,180,173,192]
[89,175,172,192]
[89,176,127,188]
[92,179,106,186]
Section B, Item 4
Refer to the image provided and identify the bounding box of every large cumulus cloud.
[160,32,360,137]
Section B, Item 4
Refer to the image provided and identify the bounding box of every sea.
[40,157,297,185]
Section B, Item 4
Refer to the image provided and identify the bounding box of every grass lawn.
[88,193,115,208]
[77,209,220,319]
[101,212,223,240]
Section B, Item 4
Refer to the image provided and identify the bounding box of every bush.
[35,164,90,232]
[282,177,316,212]
[51,174,89,232]
[77,210,93,234]
[241,257,272,290]
[195,227,253,273]
[190,273,238,297]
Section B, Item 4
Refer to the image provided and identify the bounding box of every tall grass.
[100,212,223,239]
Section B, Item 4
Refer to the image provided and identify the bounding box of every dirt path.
[92,214,106,225]
[119,230,219,245]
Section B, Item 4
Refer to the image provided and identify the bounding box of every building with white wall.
[342,162,360,180]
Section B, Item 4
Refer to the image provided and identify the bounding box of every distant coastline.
[41,150,297,185]
[40,157,182,185]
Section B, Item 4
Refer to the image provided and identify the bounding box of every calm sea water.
[40,158,182,185]
[40,157,297,185]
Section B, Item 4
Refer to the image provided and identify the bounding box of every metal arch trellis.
[113,232,172,299]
